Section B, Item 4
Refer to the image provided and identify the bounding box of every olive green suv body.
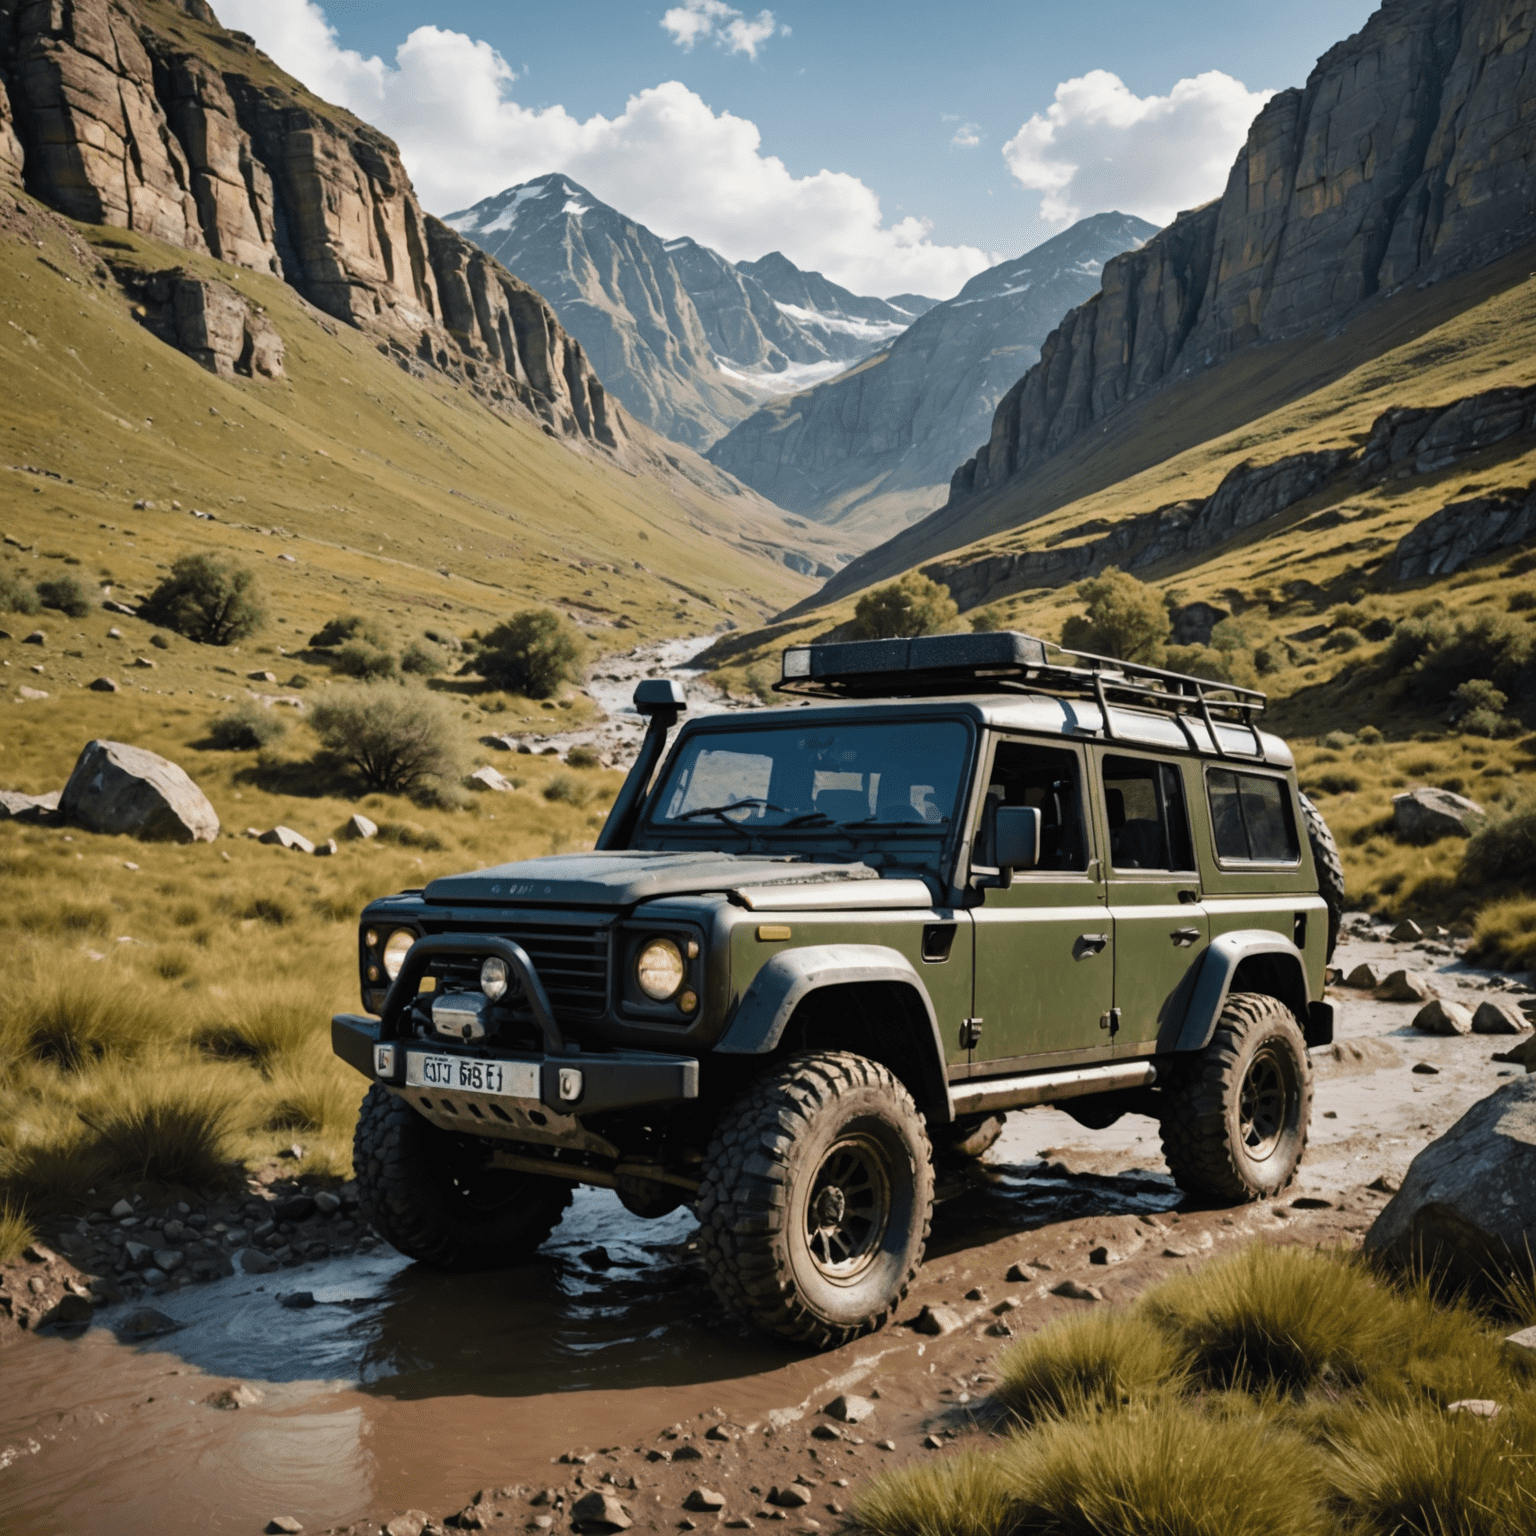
[333,633,1341,1347]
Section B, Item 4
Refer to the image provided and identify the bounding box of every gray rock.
[313,1190,342,1215]
[1473,999,1532,1035]
[822,1393,875,1424]
[1446,1399,1501,1418]
[140,1267,168,1288]
[237,1247,277,1275]
[1005,1261,1035,1282]
[342,813,378,840]
[88,676,119,692]
[684,1489,726,1513]
[313,837,338,857]
[1344,962,1385,989]
[1387,482,1536,583]
[384,1514,429,1536]
[248,670,277,682]
[1378,970,1440,1003]
[123,1240,152,1268]
[1390,919,1425,942]
[109,1198,133,1218]
[113,1307,183,1339]
[1392,787,1484,844]
[1412,998,1473,1036]
[259,825,314,854]
[768,1487,810,1509]
[0,788,60,822]
[16,686,48,700]
[266,1520,304,1535]
[1051,1279,1104,1301]
[1505,1326,1536,1366]
[1492,1035,1536,1072]
[60,740,220,843]
[22,629,44,644]
[1364,1076,1536,1290]
[467,765,514,793]
[912,1303,964,1335]
[152,1248,185,1272]
[42,1293,93,1328]
[570,1491,633,1531]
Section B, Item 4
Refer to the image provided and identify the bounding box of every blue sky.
[220,0,1381,298]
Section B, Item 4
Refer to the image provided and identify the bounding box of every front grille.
[421,919,611,1018]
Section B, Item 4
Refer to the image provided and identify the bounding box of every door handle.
[1074,933,1108,959]
[1170,927,1201,947]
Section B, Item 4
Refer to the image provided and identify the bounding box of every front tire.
[1157,992,1312,1203]
[697,1051,934,1349]
[353,1084,573,1268]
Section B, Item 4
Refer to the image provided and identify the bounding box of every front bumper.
[331,1013,699,1116]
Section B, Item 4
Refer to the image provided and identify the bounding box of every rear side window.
[1100,755,1194,872]
[1207,770,1299,863]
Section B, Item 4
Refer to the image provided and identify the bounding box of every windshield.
[641,718,973,839]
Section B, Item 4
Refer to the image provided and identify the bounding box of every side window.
[1207,770,1300,864]
[1100,754,1194,872]
[980,741,1089,872]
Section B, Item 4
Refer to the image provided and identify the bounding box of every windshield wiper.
[780,811,833,829]
[672,797,789,832]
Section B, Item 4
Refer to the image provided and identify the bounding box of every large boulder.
[1363,1076,1536,1289]
[1392,787,1484,843]
[60,740,220,843]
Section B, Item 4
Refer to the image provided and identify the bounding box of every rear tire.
[1157,992,1312,1203]
[353,1084,573,1268]
[696,1051,933,1349]
[1298,791,1345,962]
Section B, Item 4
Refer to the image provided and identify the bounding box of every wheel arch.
[1166,930,1317,1055]
[714,944,954,1123]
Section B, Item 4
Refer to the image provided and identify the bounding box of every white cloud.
[951,123,982,149]
[214,0,988,298]
[1003,69,1272,227]
[660,0,786,60]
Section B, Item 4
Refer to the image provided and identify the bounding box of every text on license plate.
[404,1051,539,1097]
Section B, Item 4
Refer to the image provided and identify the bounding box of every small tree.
[309,683,461,794]
[37,574,92,618]
[1061,568,1168,665]
[140,553,262,645]
[331,640,398,680]
[847,573,958,640]
[474,609,583,698]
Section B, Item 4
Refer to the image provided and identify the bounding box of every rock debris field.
[1,911,1531,1536]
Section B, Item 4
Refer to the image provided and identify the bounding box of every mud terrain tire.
[354,1084,572,1267]
[1157,992,1312,1203]
[1298,791,1345,962]
[697,1051,933,1348]
[937,1113,1004,1162]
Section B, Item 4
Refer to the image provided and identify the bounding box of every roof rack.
[774,631,1267,757]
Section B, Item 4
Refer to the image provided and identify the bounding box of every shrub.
[1326,626,1363,652]
[1311,770,1364,795]
[565,745,601,769]
[542,772,592,806]
[996,1309,1181,1420]
[1321,730,1356,750]
[848,573,959,641]
[473,609,584,698]
[1462,803,1536,887]
[1061,568,1168,665]
[400,641,444,677]
[330,640,398,680]
[36,573,91,617]
[194,985,315,1070]
[1452,678,1516,738]
[309,614,385,649]
[1509,589,1536,613]
[1209,616,1251,651]
[1358,725,1384,745]
[1164,643,1259,689]
[205,702,286,750]
[0,568,41,615]
[1417,613,1534,703]
[967,604,1010,634]
[309,683,462,794]
[1386,613,1454,673]
[139,553,262,645]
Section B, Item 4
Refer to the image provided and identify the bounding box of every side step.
[950,1060,1157,1116]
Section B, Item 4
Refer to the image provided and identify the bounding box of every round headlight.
[481,955,510,1001]
[636,937,685,1001]
[381,928,415,980]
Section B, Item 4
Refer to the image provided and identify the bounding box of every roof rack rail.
[775,631,1267,757]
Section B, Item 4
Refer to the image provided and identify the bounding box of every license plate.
[404,1051,539,1098]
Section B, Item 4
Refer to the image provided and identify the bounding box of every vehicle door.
[1091,751,1209,1054]
[968,736,1113,1074]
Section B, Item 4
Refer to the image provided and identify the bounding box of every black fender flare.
[714,943,954,1122]
[1169,930,1327,1054]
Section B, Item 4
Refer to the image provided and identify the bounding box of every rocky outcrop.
[123,266,283,377]
[1387,481,1536,581]
[0,0,626,450]
[707,214,1157,534]
[1364,1075,1536,1289]
[1392,785,1484,841]
[1358,383,1536,480]
[60,739,220,843]
[446,174,917,451]
[0,52,22,186]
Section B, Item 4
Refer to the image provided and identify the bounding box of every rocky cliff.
[705,213,1155,537]
[446,174,923,453]
[0,0,622,451]
[818,0,1536,606]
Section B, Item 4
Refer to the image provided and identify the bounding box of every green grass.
[860,1248,1536,1536]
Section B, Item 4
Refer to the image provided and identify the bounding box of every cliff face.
[946,0,1535,512]
[0,0,621,450]
[705,213,1155,537]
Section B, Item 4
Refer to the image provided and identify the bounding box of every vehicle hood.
[422,851,889,909]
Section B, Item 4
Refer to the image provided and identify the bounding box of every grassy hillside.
[700,244,1536,944]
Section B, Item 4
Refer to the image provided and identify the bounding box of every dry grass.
[0,1199,35,1263]
[861,1248,1536,1536]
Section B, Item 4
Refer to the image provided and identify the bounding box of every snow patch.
[465,183,553,235]
[563,200,590,217]
[772,302,907,345]
[714,356,861,398]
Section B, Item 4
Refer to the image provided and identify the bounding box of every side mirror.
[995,806,1041,872]
[634,679,687,717]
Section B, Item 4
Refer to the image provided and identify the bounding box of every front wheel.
[697,1051,934,1349]
[1157,992,1312,1203]
[353,1084,573,1267]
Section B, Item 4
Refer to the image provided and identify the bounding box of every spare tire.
[1298,790,1345,961]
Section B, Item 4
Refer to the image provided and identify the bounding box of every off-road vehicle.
[333,632,1343,1347]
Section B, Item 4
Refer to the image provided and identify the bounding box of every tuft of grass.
[1143,1245,1394,1393]
[857,1452,1015,1536]
[1467,896,1536,971]
[76,1070,236,1190]
[376,819,446,850]
[0,1198,35,1262]
[543,772,593,806]
[192,985,318,1071]
[2,973,170,1072]
[997,1308,1182,1421]
[1324,1400,1536,1536]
